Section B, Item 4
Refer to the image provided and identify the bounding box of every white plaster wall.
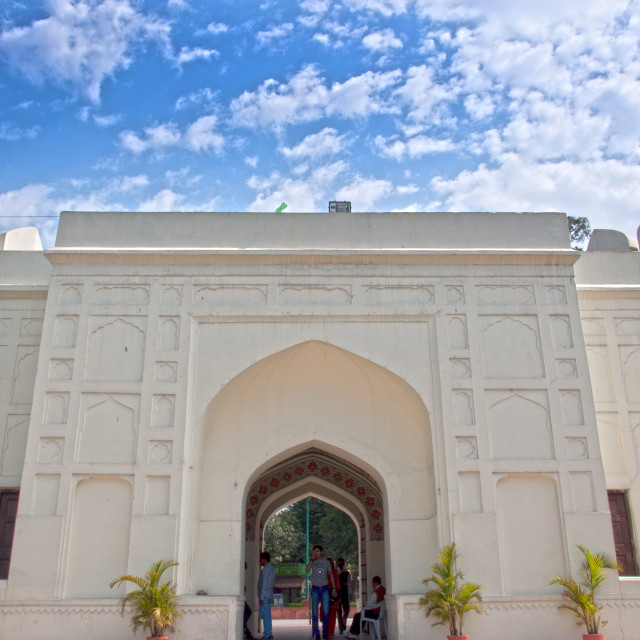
[576,247,640,584]
[1,213,639,640]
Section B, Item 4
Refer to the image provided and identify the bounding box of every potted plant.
[420,543,486,639]
[110,559,183,640]
[549,544,620,640]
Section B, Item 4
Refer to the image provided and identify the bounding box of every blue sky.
[1,0,639,248]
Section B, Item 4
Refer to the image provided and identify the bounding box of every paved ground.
[264,619,354,640]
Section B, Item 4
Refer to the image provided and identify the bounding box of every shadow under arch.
[192,339,437,622]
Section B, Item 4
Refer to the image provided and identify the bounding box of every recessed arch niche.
[192,340,437,601]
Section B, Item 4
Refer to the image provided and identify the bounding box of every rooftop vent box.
[329,201,351,213]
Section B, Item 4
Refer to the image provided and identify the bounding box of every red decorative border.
[245,449,384,542]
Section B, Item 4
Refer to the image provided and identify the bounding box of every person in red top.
[345,576,385,639]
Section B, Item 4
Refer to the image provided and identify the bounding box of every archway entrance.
[193,340,438,640]
[245,447,386,629]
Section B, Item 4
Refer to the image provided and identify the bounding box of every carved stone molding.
[245,447,383,541]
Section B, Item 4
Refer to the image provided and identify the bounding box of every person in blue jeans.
[257,551,276,640]
[306,545,338,640]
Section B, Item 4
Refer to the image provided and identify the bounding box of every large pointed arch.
[190,339,437,608]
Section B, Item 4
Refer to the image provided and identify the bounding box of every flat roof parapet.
[53,211,571,251]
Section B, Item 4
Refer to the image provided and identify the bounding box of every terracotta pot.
[147,637,168,640]
[582,635,605,640]
[447,636,469,640]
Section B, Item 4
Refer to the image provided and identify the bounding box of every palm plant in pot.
[420,543,486,639]
[110,559,183,640]
[549,544,620,640]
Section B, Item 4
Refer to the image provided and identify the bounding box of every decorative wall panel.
[447,315,468,349]
[78,395,138,464]
[455,437,478,459]
[559,390,585,426]
[487,392,552,459]
[37,437,64,464]
[480,316,543,378]
[545,285,567,304]
[620,346,640,403]
[453,390,475,426]
[278,285,352,305]
[66,478,132,598]
[550,315,573,349]
[151,395,175,429]
[145,476,170,515]
[58,284,82,305]
[566,437,589,460]
[1,415,29,476]
[157,317,180,351]
[33,474,60,515]
[615,318,640,335]
[497,474,565,594]
[48,359,73,381]
[555,359,577,378]
[194,285,267,305]
[362,285,433,305]
[11,347,39,404]
[459,472,482,513]
[586,346,615,403]
[570,472,596,512]
[93,284,150,305]
[477,285,535,305]
[582,318,605,336]
[20,318,43,336]
[596,412,626,475]
[53,316,78,349]
[161,284,182,305]
[44,393,69,426]
[85,317,146,382]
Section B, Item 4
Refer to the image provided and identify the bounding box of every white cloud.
[396,184,419,194]
[174,88,217,111]
[431,156,640,237]
[120,117,225,154]
[362,29,403,52]
[93,113,122,127]
[247,161,348,211]
[138,189,186,212]
[464,94,495,120]
[281,128,349,161]
[394,65,453,122]
[0,183,55,219]
[0,122,39,140]
[176,46,219,65]
[245,156,259,168]
[109,174,149,192]
[374,134,455,160]
[165,166,202,187]
[184,115,225,153]
[0,0,169,103]
[257,23,294,47]
[206,22,228,34]
[313,33,330,46]
[119,123,181,154]
[0,183,58,247]
[231,65,401,129]
[343,0,409,17]
[335,175,393,209]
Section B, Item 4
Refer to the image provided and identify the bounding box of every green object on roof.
[275,202,288,213]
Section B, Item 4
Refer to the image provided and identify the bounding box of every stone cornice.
[45,248,580,267]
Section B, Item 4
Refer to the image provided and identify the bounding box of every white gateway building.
[0,210,639,640]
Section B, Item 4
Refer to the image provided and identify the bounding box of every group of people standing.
[254,545,385,640]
